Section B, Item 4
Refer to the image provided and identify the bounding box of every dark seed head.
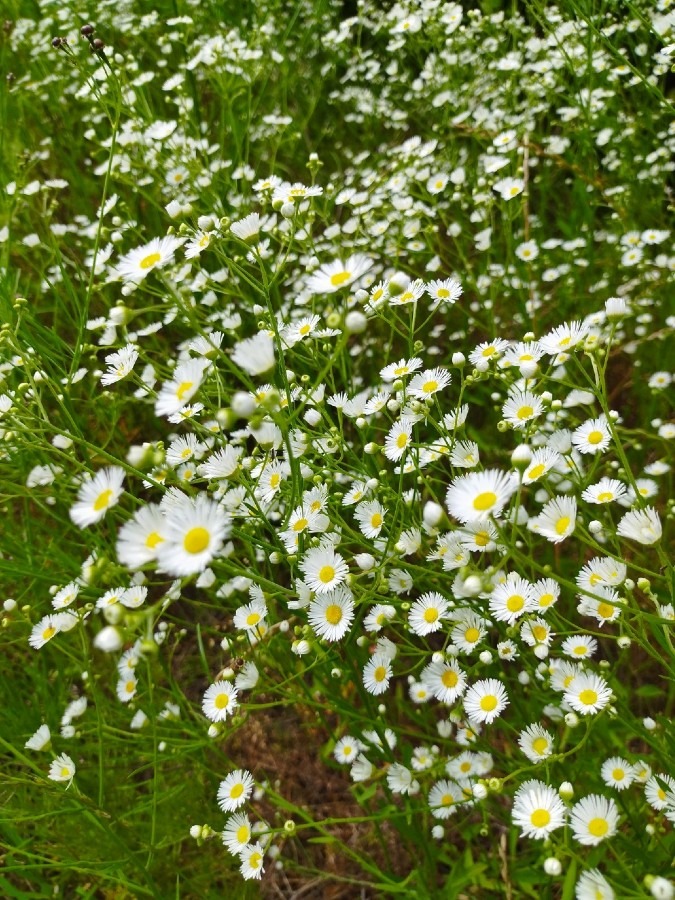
[80,23,95,36]
[92,38,105,51]
[51,36,62,48]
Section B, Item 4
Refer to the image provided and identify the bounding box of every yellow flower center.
[482,346,496,357]
[460,761,471,772]
[371,513,383,528]
[325,604,342,625]
[43,626,56,641]
[588,818,608,837]
[612,768,624,781]
[423,608,439,623]
[236,825,249,843]
[598,602,614,619]
[530,809,551,828]
[440,793,453,806]
[597,491,613,502]
[93,489,113,511]
[474,531,489,547]
[473,491,496,511]
[532,737,549,755]
[374,666,387,682]
[183,526,210,554]
[480,695,498,712]
[215,693,229,709]
[318,565,335,584]
[293,517,308,532]
[396,433,409,448]
[176,380,194,401]
[330,270,351,287]
[465,627,480,644]
[437,288,449,297]
[422,380,438,393]
[573,645,588,655]
[299,323,311,335]
[532,625,548,642]
[579,689,598,706]
[246,612,261,627]
[61,766,71,777]
[139,252,161,270]
[555,516,570,535]
[145,531,164,548]
[527,463,545,480]
[442,669,458,688]
[506,594,524,612]
[517,405,534,420]
[269,473,281,488]
[230,783,244,799]
[588,430,603,445]
[538,593,554,608]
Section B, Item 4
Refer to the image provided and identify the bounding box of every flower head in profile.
[306,254,372,294]
[114,235,184,285]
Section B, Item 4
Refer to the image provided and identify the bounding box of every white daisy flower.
[570,794,619,846]
[231,331,275,376]
[155,493,231,576]
[384,417,414,462]
[511,781,566,839]
[69,466,125,528]
[155,358,210,417]
[354,499,386,538]
[564,672,612,715]
[116,503,166,569]
[307,586,355,641]
[362,653,393,695]
[421,658,467,703]
[600,757,634,792]
[502,389,543,429]
[306,254,371,294]
[616,507,662,545]
[445,469,516,524]
[529,496,576,543]
[299,544,349,594]
[408,367,452,399]
[518,724,554,763]
[48,753,76,787]
[574,868,615,900]
[115,235,184,285]
[463,678,509,725]
[100,343,139,385]
[239,842,265,881]
[408,592,450,636]
[222,812,252,855]
[217,769,255,812]
[202,681,239,722]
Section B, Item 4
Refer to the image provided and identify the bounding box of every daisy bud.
[4,598,16,611]
[588,519,603,534]
[93,625,124,653]
[345,311,367,333]
[647,876,674,900]
[473,783,488,800]
[423,501,444,527]
[606,297,629,319]
[559,781,574,800]
[280,201,296,218]
[189,825,202,839]
[364,442,379,454]
[431,825,444,839]
[564,712,579,728]
[543,858,562,876]
[519,361,538,378]
[479,651,492,664]
[354,553,376,571]
[511,443,532,469]
[292,639,310,656]
[452,352,466,366]
[643,717,656,730]
[462,575,483,597]
[284,819,296,835]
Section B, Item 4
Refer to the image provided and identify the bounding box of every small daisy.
[428,779,465,819]
[48,753,76,787]
[300,544,349,594]
[202,681,239,722]
[564,672,612,716]
[426,278,462,308]
[445,469,516,524]
[231,331,275,377]
[645,774,675,811]
[451,612,487,654]
[520,617,553,647]
[334,736,362,764]
[511,781,566,839]
[575,869,615,900]
[502,389,543,429]
[230,212,263,243]
[217,769,255,812]
[384,417,415,462]
[463,678,509,725]
[307,586,355,641]
[421,658,467,703]
[493,176,524,200]
[408,367,452,399]
[100,344,139,385]
[306,254,371,294]
[388,278,426,307]
[450,440,480,469]
[116,504,166,569]
[572,416,612,455]
[570,794,619,846]
[468,338,510,368]
[408,592,450,636]
[577,587,623,627]
[69,466,125,529]
[239,842,265,881]
[518,724,554,763]
[530,496,577,543]
[522,448,560,483]
[25,724,51,751]
[362,653,393,695]
[489,573,534,625]
[616,507,662,545]
[156,493,231,577]
[539,321,589,356]
[562,635,597,659]
[600,757,634,792]
[155,358,210,418]
[115,235,184,285]
[222,812,252,855]
[354,499,386,538]
[531,577,560,612]
[380,357,423,382]
[582,477,627,504]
